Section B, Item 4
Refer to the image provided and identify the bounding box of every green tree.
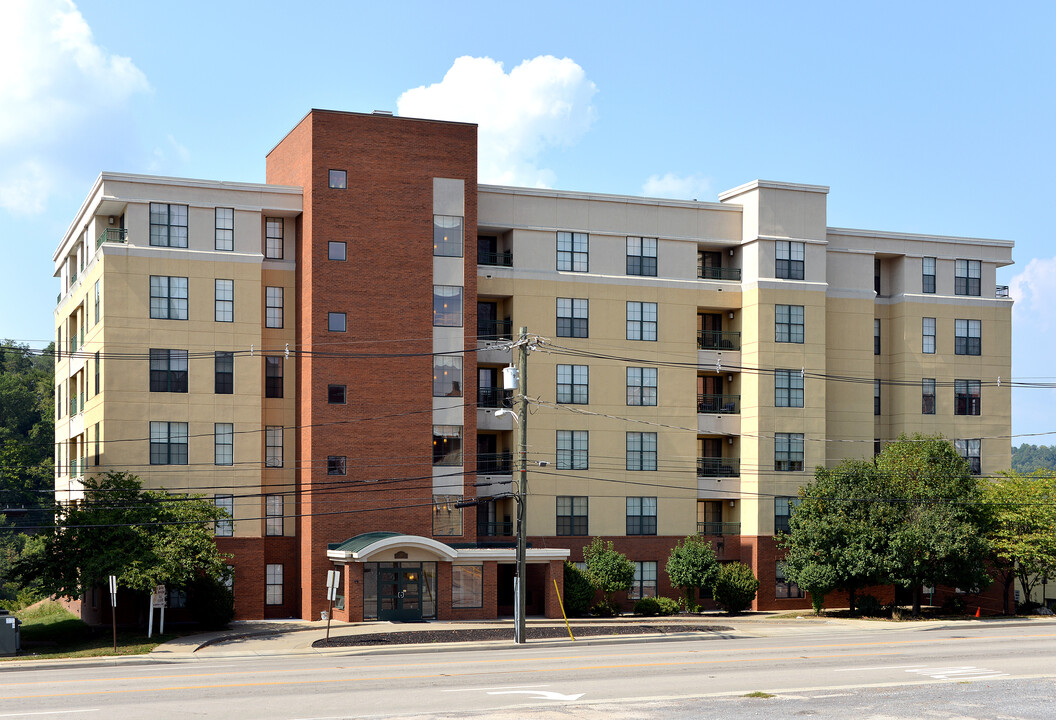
[0,340,54,522]
[877,435,991,616]
[981,470,1056,613]
[583,537,635,609]
[562,561,595,617]
[778,459,897,614]
[665,535,719,610]
[1012,444,1056,474]
[14,472,231,600]
[712,562,759,614]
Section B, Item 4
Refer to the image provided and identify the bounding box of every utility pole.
[514,326,529,644]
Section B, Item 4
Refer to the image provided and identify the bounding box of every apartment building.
[53,109,1013,621]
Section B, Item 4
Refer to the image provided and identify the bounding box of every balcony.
[477,451,513,475]
[477,386,512,409]
[697,394,739,414]
[478,319,513,342]
[697,521,741,536]
[97,227,128,248]
[69,394,81,416]
[697,266,742,282]
[997,285,1010,298]
[479,250,513,267]
[478,521,514,537]
[697,457,740,478]
[697,330,740,351]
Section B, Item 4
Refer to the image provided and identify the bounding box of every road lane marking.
[811,693,853,698]
[834,664,926,671]
[905,666,1009,680]
[487,690,584,701]
[0,711,99,717]
[442,685,550,692]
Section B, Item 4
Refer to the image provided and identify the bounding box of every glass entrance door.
[378,564,423,621]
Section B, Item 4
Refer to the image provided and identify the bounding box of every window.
[328,312,346,332]
[328,241,346,261]
[626,432,657,471]
[775,369,804,408]
[774,433,804,471]
[775,305,804,343]
[265,218,284,259]
[433,494,463,536]
[94,350,100,395]
[955,438,981,475]
[214,352,233,394]
[328,169,347,189]
[94,280,101,324]
[626,497,657,535]
[93,422,100,466]
[265,287,283,328]
[327,455,346,475]
[433,215,463,257]
[627,302,658,341]
[56,385,61,420]
[149,203,188,247]
[265,356,283,398]
[149,276,188,320]
[776,240,805,280]
[874,379,881,416]
[265,564,283,605]
[955,319,982,356]
[556,430,588,470]
[774,496,801,534]
[629,561,658,600]
[922,378,936,414]
[214,423,233,466]
[556,364,588,404]
[626,237,657,276]
[215,208,234,251]
[433,286,463,326]
[150,422,188,465]
[955,379,981,416]
[776,561,804,598]
[433,356,462,397]
[149,349,188,393]
[214,494,233,537]
[265,426,283,468]
[557,231,588,272]
[265,494,283,536]
[556,496,588,536]
[923,317,936,354]
[328,384,346,404]
[214,279,233,322]
[874,319,881,355]
[452,565,483,608]
[626,367,658,406]
[922,256,936,293]
[556,298,588,338]
[432,425,462,466]
[955,259,981,296]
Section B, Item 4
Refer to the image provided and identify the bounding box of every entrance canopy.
[326,532,569,564]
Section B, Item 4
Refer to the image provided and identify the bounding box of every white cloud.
[397,55,597,187]
[642,172,712,201]
[147,135,191,174]
[1010,257,1056,331]
[0,0,149,212]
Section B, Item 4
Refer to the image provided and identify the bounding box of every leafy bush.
[633,597,661,616]
[583,538,635,606]
[590,600,619,617]
[656,596,680,615]
[941,594,967,615]
[187,574,235,630]
[856,593,882,617]
[712,562,758,615]
[562,562,595,618]
[665,536,718,609]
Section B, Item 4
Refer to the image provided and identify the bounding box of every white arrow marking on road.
[905,666,1008,680]
[487,690,585,702]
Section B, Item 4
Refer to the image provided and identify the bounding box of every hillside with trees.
[1012,444,1056,473]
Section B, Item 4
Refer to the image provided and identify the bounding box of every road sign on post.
[108,575,117,652]
[148,585,166,638]
[325,569,340,644]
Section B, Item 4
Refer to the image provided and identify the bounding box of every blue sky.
[2,0,1053,439]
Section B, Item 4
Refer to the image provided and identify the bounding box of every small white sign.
[151,584,167,608]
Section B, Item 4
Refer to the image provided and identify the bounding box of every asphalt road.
[2,622,1055,719]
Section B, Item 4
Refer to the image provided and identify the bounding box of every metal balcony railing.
[696,457,740,478]
[478,250,513,267]
[996,285,1010,298]
[69,394,80,416]
[696,521,741,536]
[97,227,128,248]
[478,386,512,409]
[477,451,513,475]
[697,266,742,281]
[477,521,514,537]
[69,271,78,287]
[696,394,740,414]
[697,330,741,351]
[478,319,513,341]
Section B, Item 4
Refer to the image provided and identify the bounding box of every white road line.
[0,711,99,718]
[441,684,550,692]
[812,693,854,698]
[834,664,927,672]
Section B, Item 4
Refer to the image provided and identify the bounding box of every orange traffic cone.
[975,606,981,618]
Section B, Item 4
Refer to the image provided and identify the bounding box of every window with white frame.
[556,298,588,338]
[433,356,462,397]
[626,497,657,535]
[626,367,657,406]
[265,426,283,468]
[265,287,283,328]
[432,426,462,466]
[627,301,657,341]
[774,433,804,472]
[215,279,233,322]
[626,237,657,276]
[955,319,981,356]
[149,276,188,320]
[776,240,805,280]
[433,285,463,327]
[265,218,284,259]
[556,430,588,470]
[215,207,234,251]
[433,215,463,257]
[629,561,657,600]
[557,231,588,272]
[150,422,188,465]
[955,259,981,296]
[265,494,283,536]
[923,317,936,354]
[626,432,657,471]
[149,203,188,247]
[775,305,804,343]
[774,369,803,408]
[955,438,981,475]
[214,423,233,466]
[556,364,588,404]
[265,563,283,604]
[214,494,233,537]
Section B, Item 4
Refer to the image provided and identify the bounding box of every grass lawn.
[4,601,185,660]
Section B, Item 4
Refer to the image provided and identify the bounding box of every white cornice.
[478,184,738,212]
[827,226,1014,248]
[718,179,830,202]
